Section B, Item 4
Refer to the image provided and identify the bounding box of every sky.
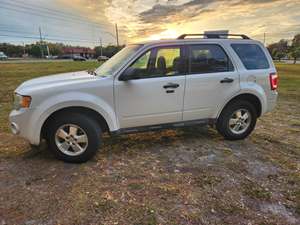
[0,0,299,47]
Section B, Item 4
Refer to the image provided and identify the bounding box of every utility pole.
[115,23,119,47]
[99,37,103,56]
[22,42,25,56]
[263,32,266,46]
[39,26,44,58]
[46,45,50,57]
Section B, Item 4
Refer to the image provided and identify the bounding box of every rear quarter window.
[231,44,269,70]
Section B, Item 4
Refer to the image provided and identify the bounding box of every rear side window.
[188,44,233,74]
[231,44,269,70]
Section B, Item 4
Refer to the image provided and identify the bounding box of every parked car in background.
[10,33,278,163]
[57,54,73,60]
[73,55,87,61]
[0,51,8,60]
[46,55,58,59]
[97,55,109,62]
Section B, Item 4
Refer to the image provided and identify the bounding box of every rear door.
[183,44,240,120]
[115,45,187,128]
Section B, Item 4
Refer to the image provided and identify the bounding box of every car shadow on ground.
[14,125,218,162]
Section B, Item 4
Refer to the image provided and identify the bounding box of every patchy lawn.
[0,62,299,225]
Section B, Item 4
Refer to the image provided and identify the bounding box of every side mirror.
[119,67,140,81]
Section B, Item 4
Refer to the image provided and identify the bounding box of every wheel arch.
[41,106,110,139]
[217,93,263,119]
[28,91,119,145]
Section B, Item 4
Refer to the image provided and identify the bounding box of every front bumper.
[9,108,37,144]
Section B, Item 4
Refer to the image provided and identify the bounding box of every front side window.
[123,46,185,79]
[231,44,269,70]
[154,48,181,76]
[132,50,151,69]
[95,44,142,76]
[188,44,233,74]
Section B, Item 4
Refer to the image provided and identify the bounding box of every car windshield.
[95,44,142,77]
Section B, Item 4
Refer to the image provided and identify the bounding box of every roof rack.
[177,33,250,40]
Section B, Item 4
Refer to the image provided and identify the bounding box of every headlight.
[13,93,31,110]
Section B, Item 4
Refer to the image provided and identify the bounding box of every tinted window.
[125,46,185,79]
[95,44,141,76]
[132,50,150,69]
[189,44,233,74]
[231,44,269,70]
[154,48,182,76]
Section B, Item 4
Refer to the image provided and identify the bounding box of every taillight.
[269,73,278,90]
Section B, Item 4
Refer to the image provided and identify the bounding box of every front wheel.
[216,100,257,140]
[46,113,101,163]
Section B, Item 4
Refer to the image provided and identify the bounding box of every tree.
[289,46,300,64]
[267,39,288,60]
[27,44,42,57]
[292,34,300,47]
[94,45,124,58]
[47,43,63,56]
[0,43,24,57]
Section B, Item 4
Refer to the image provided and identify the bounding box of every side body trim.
[111,118,216,135]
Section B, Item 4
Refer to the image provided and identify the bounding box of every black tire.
[216,100,257,140]
[46,113,101,163]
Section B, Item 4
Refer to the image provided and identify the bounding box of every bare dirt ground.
[0,97,299,225]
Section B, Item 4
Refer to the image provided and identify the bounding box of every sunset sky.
[0,0,299,46]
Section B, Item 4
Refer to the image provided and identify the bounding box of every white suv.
[9,34,278,163]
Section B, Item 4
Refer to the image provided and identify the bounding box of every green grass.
[0,61,299,133]
[276,63,300,99]
[0,61,100,132]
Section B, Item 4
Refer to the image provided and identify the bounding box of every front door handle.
[220,78,234,83]
[163,83,180,89]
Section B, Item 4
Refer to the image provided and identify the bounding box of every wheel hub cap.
[55,124,88,156]
[228,109,251,135]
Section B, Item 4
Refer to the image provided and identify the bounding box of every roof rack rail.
[177,33,250,40]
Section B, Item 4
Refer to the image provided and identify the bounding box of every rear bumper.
[265,91,278,113]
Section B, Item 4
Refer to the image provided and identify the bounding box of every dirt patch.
[1,98,300,224]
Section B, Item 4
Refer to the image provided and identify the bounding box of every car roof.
[134,37,262,47]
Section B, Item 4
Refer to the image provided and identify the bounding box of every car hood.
[16,71,99,94]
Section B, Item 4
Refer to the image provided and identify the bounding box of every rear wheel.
[46,113,101,163]
[216,100,257,140]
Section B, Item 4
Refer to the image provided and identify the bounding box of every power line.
[0,34,99,44]
[0,0,108,29]
[0,5,105,29]
[0,0,119,43]
[0,29,39,36]
[0,28,101,42]
[1,0,90,21]
[0,5,117,40]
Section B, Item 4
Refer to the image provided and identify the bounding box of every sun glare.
[148,29,179,40]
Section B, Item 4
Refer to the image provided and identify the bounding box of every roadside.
[0,59,98,64]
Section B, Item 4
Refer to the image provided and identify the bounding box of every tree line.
[267,33,300,63]
[0,42,124,58]
[1,33,300,62]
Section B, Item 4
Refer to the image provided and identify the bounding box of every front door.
[115,45,186,128]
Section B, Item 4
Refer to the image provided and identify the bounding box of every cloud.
[56,0,300,43]
[139,0,217,24]
[138,0,286,24]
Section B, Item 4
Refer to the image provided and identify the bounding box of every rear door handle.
[220,78,234,83]
[163,83,180,89]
